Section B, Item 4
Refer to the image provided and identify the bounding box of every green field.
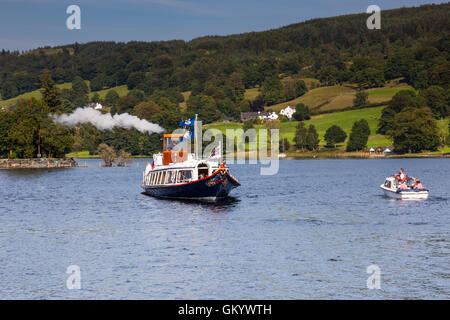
[265,83,413,113]
[65,151,99,158]
[206,106,392,148]
[0,83,129,108]
[0,82,74,107]
[89,85,129,99]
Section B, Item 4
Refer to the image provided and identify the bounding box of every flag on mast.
[208,144,221,159]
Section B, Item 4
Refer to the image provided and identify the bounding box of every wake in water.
[52,107,165,134]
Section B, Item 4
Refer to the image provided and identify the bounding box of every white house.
[280,106,295,119]
[259,111,278,121]
[94,103,103,110]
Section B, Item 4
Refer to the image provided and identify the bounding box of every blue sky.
[0,0,447,51]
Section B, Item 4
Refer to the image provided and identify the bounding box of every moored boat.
[380,176,429,200]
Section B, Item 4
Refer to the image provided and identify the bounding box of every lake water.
[0,158,449,299]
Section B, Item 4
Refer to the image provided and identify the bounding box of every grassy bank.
[206,106,391,148]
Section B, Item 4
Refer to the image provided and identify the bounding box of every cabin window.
[166,171,175,184]
[384,180,391,188]
[150,172,154,185]
[160,171,166,185]
[177,170,192,183]
[197,163,209,179]
[164,136,183,151]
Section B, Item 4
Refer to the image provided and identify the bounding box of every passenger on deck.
[414,179,424,190]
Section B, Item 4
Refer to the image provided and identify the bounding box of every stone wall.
[0,158,78,169]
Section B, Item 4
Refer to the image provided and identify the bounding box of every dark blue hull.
[142,170,240,201]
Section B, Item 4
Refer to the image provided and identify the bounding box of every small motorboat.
[380,176,429,200]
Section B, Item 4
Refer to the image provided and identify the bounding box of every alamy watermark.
[66,5,81,30]
[366,5,381,30]
[366,264,381,289]
[66,265,81,289]
[170,122,280,175]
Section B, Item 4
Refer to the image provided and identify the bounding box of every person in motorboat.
[398,180,408,190]
[413,179,424,190]
[395,168,407,183]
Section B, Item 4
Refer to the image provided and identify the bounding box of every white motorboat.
[380,176,429,200]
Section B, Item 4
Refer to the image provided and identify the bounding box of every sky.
[0,0,447,51]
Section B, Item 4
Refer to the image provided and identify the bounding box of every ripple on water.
[0,158,449,299]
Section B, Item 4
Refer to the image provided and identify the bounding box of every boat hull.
[380,185,429,200]
[142,170,240,201]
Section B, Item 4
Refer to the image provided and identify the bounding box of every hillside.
[265,82,414,112]
[0,3,448,102]
[1,3,448,158]
[0,83,129,108]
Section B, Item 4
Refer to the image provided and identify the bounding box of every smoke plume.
[52,107,165,134]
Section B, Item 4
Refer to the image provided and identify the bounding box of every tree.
[104,89,120,107]
[259,76,284,106]
[306,124,319,151]
[346,119,370,152]
[279,137,290,153]
[353,90,368,107]
[39,71,61,112]
[186,94,222,124]
[293,103,310,121]
[389,107,439,153]
[243,120,255,132]
[126,71,145,90]
[324,125,347,148]
[97,143,117,167]
[250,99,265,112]
[377,90,422,134]
[293,121,307,151]
[116,149,133,167]
[429,62,450,89]
[91,92,101,103]
[114,95,139,114]
[4,98,73,158]
[419,86,448,119]
[90,73,106,91]
[282,78,307,100]
[438,120,449,154]
[71,76,89,107]
[0,109,14,157]
[133,101,161,121]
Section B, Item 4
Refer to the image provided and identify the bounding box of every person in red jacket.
[395,168,406,183]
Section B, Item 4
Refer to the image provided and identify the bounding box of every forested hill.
[1,2,448,102]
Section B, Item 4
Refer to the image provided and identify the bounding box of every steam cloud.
[52,107,165,134]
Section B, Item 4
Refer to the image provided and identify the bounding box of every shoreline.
[64,153,450,160]
[0,158,78,169]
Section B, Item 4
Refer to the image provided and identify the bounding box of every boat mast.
[194,114,198,160]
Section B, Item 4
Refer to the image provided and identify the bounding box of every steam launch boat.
[380,176,429,200]
[141,116,240,201]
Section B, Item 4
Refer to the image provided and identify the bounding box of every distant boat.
[380,176,429,200]
[141,115,240,201]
